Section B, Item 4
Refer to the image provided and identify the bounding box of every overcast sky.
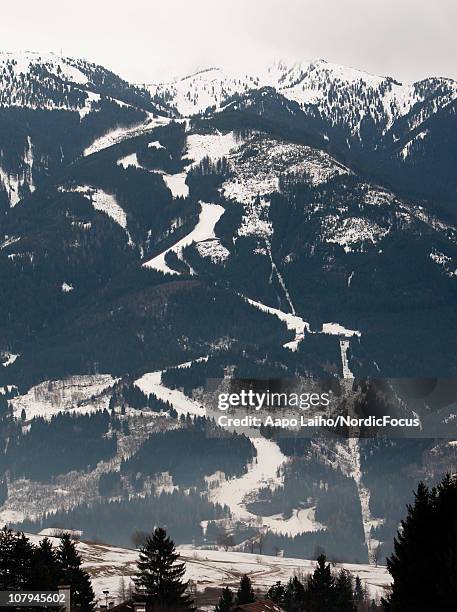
[1,0,456,83]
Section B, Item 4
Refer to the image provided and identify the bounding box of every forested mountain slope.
[1,53,456,565]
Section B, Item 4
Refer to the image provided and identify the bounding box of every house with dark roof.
[230,599,283,612]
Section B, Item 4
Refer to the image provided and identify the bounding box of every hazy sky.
[2,0,456,83]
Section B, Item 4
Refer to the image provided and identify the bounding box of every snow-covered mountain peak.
[148,57,457,145]
[0,51,160,119]
[147,58,398,118]
[0,51,89,85]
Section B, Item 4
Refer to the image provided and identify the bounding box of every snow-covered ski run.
[134,364,327,536]
[143,203,225,275]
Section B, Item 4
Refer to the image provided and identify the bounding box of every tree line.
[0,529,94,610]
[2,473,457,610]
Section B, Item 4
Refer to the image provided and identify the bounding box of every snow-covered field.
[117,152,141,170]
[25,534,390,604]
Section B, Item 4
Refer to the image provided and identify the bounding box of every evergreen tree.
[0,529,35,590]
[383,482,436,610]
[283,576,306,612]
[30,537,60,590]
[134,527,194,610]
[383,474,457,609]
[306,554,335,612]
[214,586,234,612]
[56,534,95,611]
[266,581,286,606]
[236,574,255,605]
[334,570,355,612]
[0,527,19,589]
[353,575,365,604]
[13,532,34,589]
[435,474,457,608]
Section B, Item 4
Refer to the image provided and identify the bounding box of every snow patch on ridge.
[430,249,457,277]
[223,138,349,207]
[83,116,170,157]
[9,374,116,421]
[1,353,19,368]
[186,131,240,166]
[0,167,21,207]
[117,153,141,169]
[400,129,429,160]
[162,172,189,198]
[195,239,230,264]
[324,216,389,251]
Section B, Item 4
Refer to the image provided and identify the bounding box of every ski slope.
[209,437,285,522]
[134,370,206,417]
[143,203,225,275]
[244,296,310,351]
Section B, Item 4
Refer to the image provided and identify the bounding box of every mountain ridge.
[146,58,457,131]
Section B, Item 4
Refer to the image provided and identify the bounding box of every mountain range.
[0,51,456,567]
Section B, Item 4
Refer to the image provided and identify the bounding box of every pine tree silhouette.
[334,569,355,612]
[134,527,194,610]
[56,534,95,611]
[384,475,457,609]
[306,554,335,612]
[266,581,286,606]
[12,532,34,590]
[353,575,365,604]
[236,574,255,605]
[0,527,20,589]
[384,481,435,610]
[283,575,306,612]
[214,586,234,612]
[30,537,60,590]
[435,474,457,607]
